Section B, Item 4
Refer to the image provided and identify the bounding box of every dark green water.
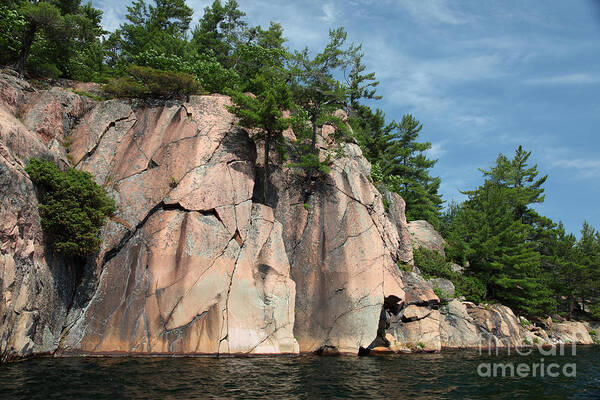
[1,346,598,399]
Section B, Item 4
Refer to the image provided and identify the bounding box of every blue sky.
[94,0,600,236]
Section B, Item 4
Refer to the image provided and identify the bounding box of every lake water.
[1,346,598,399]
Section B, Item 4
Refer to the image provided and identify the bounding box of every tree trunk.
[310,111,318,150]
[263,135,270,205]
[568,296,573,320]
[18,24,38,77]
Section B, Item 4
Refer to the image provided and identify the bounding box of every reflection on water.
[0,347,599,399]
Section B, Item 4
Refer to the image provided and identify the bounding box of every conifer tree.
[191,0,247,67]
[576,222,600,316]
[227,72,292,205]
[345,46,381,115]
[111,0,193,62]
[446,182,554,316]
[288,27,352,178]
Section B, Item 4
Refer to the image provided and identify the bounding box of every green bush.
[26,158,116,258]
[412,246,486,303]
[132,49,239,94]
[104,64,202,99]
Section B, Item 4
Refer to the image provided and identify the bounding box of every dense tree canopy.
[442,147,599,318]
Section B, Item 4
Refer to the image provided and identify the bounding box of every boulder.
[439,300,480,348]
[407,220,446,257]
[428,278,455,299]
[547,321,593,345]
[467,304,524,348]
[387,309,442,352]
[402,305,431,322]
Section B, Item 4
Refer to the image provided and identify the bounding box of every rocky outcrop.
[0,73,78,362]
[0,72,597,361]
[546,321,593,345]
[264,121,410,354]
[383,190,413,265]
[408,220,446,257]
[439,300,481,347]
[428,278,455,299]
[59,95,298,355]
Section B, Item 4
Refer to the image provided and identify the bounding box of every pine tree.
[226,72,292,205]
[191,0,247,67]
[385,114,442,227]
[545,222,584,319]
[111,0,193,62]
[447,182,554,316]
[576,222,600,316]
[288,27,352,178]
[345,46,381,115]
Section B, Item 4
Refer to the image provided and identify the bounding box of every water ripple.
[0,347,598,399]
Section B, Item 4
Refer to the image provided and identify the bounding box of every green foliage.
[520,318,532,328]
[0,5,25,65]
[303,203,310,211]
[345,44,381,114]
[104,64,202,99]
[110,0,192,62]
[169,176,178,188]
[4,0,106,79]
[288,28,353,178]
[443,147,572,317]
[191,0,248,67]
[186,54,239,93]
[25,158,116,258]
[352,109,442,227]
[72,89,103,102]
[132,49,239,93]
[433,287,451,301]
[226,71,292,204]
[413,246,486,303]
[287,107,331,176]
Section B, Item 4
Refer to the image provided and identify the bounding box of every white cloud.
[525,73,600,85]
[321,3,338,23]
[426,142,446,159]
[551,158,600,178]
[397,0,464,25]
[541,146,600,179]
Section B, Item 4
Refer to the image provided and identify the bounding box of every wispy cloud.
[426,142,447,159]
[551,158,600,178]
[397,0,465,25]
[525,73,600,85]
[320,3,338,23]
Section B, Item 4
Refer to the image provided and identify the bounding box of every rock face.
[60,95,298,355]
[0,72,597,361]
[265,125,410,354]
[428,278,455,299]
[408,220,446,257]
[546,321,593,345]
[0,73,77,361]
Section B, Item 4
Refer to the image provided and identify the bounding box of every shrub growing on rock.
[413,246,486,303]
[104,64,202,99]
[25,158,116,258]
